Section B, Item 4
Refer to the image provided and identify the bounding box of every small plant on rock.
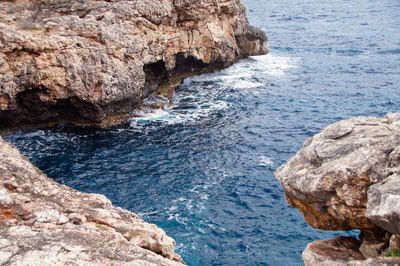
[385,248,400,257]
[7,9,17,14]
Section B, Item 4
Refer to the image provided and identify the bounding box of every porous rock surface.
[0,0,268,129]
[0,136,184,265]
[275,113,400,265]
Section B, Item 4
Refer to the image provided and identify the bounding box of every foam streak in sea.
[130,54,299,129]
[5,0,400,264]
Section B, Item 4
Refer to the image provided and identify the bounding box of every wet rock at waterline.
[303,237,400,266]
[275,113,400,264]
[0,136,184,265]
[0,0,268,130]
[302,236,364,265]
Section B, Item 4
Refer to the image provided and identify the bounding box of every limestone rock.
[304,236,400,266]
[0,188,14,206]
[302,236,364,266]
[366,173,400,235]
[275,113,400,232]
[389,235,400,251]
[275,113,400,265]
[0,136,184,265]
[0,0,268,129]
[358,231,390,259]
[349,257,400,266]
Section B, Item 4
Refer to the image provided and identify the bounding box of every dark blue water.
[5,0,400,265]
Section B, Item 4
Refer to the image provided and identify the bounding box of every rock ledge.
[275,113,400,265]
[0,0,268,130]
[0,136,184,265]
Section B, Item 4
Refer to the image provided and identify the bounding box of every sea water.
[5,0,400,265]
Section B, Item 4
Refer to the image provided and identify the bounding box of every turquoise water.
[5,0,400,265]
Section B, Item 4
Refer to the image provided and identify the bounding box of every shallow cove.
[5,0,400,264]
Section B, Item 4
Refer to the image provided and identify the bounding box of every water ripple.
[5,0,400,265]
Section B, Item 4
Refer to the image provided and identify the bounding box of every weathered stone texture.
[275,113,400,232]
[366,173,400,236]
[302,236,364,266]
[0,0,268,129]
[304,237,400,266]
[275,113,400,265]
[0,136,184,265]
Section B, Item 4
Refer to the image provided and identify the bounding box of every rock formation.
[0,0,268,130]
[0,136,184,265]
[275,113,400,265]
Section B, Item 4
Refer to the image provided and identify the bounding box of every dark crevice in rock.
[16,87,50,112]
[173,52,209,74]
[142,53,213,100]
[1,51,220,132]
[0,87,103,130]
[0,0,268,132]
[303,236,365,263]
[18,91,99,121]
[56,97,102,121]
[143,60,168,98]
[311,149,322,167]
[331,129,353,140]
[359,230,391,258]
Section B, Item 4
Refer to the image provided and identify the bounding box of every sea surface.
[5,0,400,265]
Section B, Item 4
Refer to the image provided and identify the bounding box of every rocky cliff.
[0,0,268,130]
[0,135,184,265]
[275,113,400,265]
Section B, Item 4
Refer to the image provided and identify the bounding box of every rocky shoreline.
[0,136,184,265]
[275,113,400,265]
[0,0,268,131]
[0,0,269,264]
[4,0,398,265]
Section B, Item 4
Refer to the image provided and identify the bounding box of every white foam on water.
[258,155,274,167]
[131,108,171,122]
[129,53,298,128]
[190,53,299,83]
[20,129,46,138]
[136,210,158,217]
[169,205,178,212]
[129,99,228,127]
[166,196,206,224]
[167,213,188,225]
[229,79,264,89]
[249,54,299,77]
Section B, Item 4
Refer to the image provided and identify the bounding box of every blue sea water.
[5,0,400,265]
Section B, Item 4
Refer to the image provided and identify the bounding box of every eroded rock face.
[0,0,268,129]
[275,113,400,232]
[302,236,364,266]
[303,237,400,266]
[366,173,400,235]
[275,113,400,265]
[0,136,184,265]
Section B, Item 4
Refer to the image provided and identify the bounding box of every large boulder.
[275,113,400,232]
[0,136,184,265]
[275,113,400,264]
[0,0,268,130]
